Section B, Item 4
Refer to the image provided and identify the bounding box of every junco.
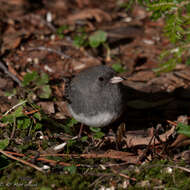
[65,65,125,127]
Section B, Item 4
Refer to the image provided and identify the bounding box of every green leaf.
[67,118,78,128]
[37,73,49,86]
[89,30,107,48]
[81,136,88,142]
[34,123,42,130]
[1,114,15,124]
[177,123,190,137]
[73,33,88,48]
[14,106,25,117]
[112,63,126,73]
[1,106,24,124]
[93,131,105,139]
[0,139,9,150]
[185,57,190,65]
[90,127,101,133]
[17,117,31,129]
[56,25,69,39]
[33,112,42,120]
[39,85,52,99]
[63,118,78,134]
[22,71,39,87]
[64,165,77,174]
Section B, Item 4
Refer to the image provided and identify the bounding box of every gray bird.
[65,65,125,127]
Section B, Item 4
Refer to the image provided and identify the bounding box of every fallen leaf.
[67,8,111,23]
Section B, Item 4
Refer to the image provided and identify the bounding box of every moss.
[127,159,190,190]
[0,163,94,190]
[1,157,190,190]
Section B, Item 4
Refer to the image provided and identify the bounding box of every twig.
[28,46,71,59]
[138,133,155,162]
[169,165,190,173]
[0,149,44,172]
[37,157,72,166]
[88,174,107,188]
[39,150,138,164]
[119,173,136,181]
[167,120,177,126]
[3,151,24,157]
[4,151,73,167]
[24,109,39,115]
[0,60,21,86]
[3,100,27,116]
[31,14,56,32]
[10,117,16,139]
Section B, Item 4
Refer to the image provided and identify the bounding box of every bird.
[64,65,125,127]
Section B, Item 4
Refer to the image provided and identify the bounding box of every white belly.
[68,105,117,127]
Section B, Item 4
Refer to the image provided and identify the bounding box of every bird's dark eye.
[98,77,104,81]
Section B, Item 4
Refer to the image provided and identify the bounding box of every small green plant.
[112,63,126,73]
[63,118,78,135]
[121,0,190,73]
[89,30,107,48]
[73,29,108,49]
[22,71,52,99]
[90,127,105,139]
[176,122,190,137]
[64,165,77,174]
[0,139,9,150]
[1,101,43,136]
[56,25,69,39]
[73,32,88,48]
[73,27,88,48]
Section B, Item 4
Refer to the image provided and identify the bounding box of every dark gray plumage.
[65,65,125,127]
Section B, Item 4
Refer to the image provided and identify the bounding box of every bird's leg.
[78,123,84,138]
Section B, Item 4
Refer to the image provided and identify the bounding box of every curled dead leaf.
[67,8,112,23]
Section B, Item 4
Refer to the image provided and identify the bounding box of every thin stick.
[0,149,44,172]
[4,151,72,167]
[28,46,71,59]
[3,100,27,116]
[169,165,190,173]
[0,60,21,86]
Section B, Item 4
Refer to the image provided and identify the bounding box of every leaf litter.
[0,0,190,189]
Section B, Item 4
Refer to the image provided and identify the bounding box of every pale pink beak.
[110,76,123,84]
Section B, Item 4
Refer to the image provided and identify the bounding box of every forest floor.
[0,0,190,189]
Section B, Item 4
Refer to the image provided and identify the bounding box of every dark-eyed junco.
[65,65,125,127]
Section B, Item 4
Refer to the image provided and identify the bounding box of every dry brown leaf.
[0,0,24,5]
[128,71,155,82]
[7,63,23,81]
[1,28,31,54]
[81,150,138,163]
[67,8,112,23]
[124,126,175,147]
[37,102,55,114]
[76,0,89,8]
[2,34,21,53]
[170,134,190,148]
